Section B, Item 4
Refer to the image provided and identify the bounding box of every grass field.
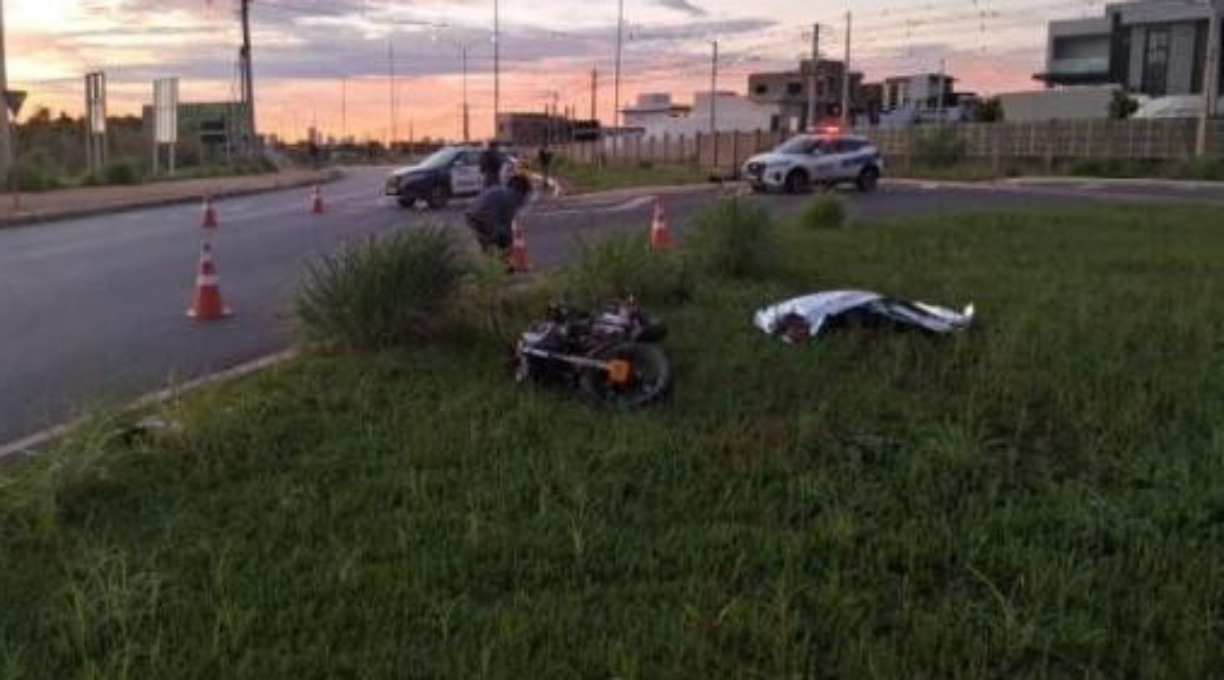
[3,205,1224,678]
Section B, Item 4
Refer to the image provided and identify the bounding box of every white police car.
[385,145,518,209]
[742,133,883,194]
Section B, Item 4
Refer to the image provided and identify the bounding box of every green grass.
[4,206,1224,678]
[555,160,711,193]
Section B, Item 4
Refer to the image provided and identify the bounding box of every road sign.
[3,90,26,118]
[153,78,179,144]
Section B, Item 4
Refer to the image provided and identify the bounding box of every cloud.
[652,0,707,17]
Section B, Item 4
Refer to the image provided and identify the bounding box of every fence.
[555,119,1224,173]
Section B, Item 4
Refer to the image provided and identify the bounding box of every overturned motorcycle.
[514,300,672,408]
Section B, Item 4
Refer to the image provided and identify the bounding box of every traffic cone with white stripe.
[509,218,530,274]
[201,196,219,229]
[186,242,233,321]
[650,197,672,251]
[309,185,326,215]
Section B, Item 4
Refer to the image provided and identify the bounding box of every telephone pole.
[239,0,257,154]
[613,0,625,133]
[493,0,500,138]
[1197,0,1222,157]
[710,39,720,170]
[1,0,16,178]
[590,68,598,122]
[462,45,471,142]
[841,12,852,129]
[807,23,820,131]
[388,41,397,146]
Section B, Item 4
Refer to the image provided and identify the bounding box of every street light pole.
[240,0,257,154]
[0,0,15,178]
[1197,0,1221,157]
[493,0,500,139]
[807,23,820,131]
[463,45,471,142]
[841,12,852,129]
[613,0,624,133]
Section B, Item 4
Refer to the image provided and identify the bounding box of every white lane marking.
[535,195,656,217]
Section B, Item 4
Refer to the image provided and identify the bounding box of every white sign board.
[85,72,107,135]
[154,78,179,144]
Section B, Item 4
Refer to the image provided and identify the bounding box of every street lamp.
[0,0,14,179]
[434,33,492,143]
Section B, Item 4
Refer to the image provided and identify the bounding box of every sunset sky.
[4,0,1107,141]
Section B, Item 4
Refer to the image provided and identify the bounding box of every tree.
[977,97,1004,123]
[1109,91,1139,120]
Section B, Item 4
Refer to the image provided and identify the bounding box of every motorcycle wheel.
[579,342,672,409]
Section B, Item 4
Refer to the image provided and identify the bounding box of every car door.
[451,151,484,196]
[806,140,840,182]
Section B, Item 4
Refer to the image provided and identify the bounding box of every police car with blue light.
[742,131,883,194]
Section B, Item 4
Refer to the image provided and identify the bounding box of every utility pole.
[388,41,396,147]
[841,12,852,129]
[240,0,257,154]
[937,58,947,125]
[587,68,597,122]
[710,39,719,170]
[1197,0,1222,157]
[613,0,625,134]
[493,0,500,139]
[341,76,348,143]
[807,23,820,131]
[0,0,12,180]
[462,45,471,142]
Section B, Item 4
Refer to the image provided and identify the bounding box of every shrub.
[7,150,65,192]
[799,194,847,231]
[684,197,777,279]
[914,127,967,168]
[102,159,142,186]
[564,232,692,307]
[297,227,468,350]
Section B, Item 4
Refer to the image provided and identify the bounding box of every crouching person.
[465,174,533,255]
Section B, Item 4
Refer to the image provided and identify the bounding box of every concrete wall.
[997,87,1118,122]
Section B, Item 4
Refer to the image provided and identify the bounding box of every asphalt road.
[2,167,1223,445]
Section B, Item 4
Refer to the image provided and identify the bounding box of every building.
[619,91,779,138]
[997,86,1121,121]
[748,59,866,130]
[882,74,956,112]
[495,112,575,146]
[140,101,253,165]
[621,93,692,129]
[1036,0,1224,99]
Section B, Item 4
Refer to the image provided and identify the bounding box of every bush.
[564,232,692,307]
[684,197,777,279]
[7,150,65,192]
[102,159,142,186]
[914,127,967,168]
[297,227,468,350]
[799,194,847,231]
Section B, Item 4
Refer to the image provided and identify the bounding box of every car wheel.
[784,169,810,195]
[426,185,450,210]
[857,167,880,193]
[397,195,417,209]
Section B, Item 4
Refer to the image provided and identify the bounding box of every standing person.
[465,174,533,255]
[480,141,504,189]
[537,143,555,190]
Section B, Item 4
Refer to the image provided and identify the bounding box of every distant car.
[742,133,883,194]
[385,146,519,209]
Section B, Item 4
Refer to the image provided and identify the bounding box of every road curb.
[0,350,300,470]
[0,169,344,231]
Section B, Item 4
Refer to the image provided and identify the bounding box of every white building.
[621,91,780,138]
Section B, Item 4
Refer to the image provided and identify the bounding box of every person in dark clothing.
[480,142,505,189]
[466,174,533,253]
[537,144,555,187]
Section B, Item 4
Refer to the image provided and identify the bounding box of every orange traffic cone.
[186,242,233,321]
[201,196,219,229]
[309,185,326,215]
[509,219,530,274]
[650,197,672,251]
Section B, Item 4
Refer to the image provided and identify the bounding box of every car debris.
[754,290,975,344]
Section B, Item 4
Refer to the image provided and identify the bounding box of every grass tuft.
[563,232,693,307]
[798,194,847,231]
[296,226,468,350]
[684,197,778,279]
